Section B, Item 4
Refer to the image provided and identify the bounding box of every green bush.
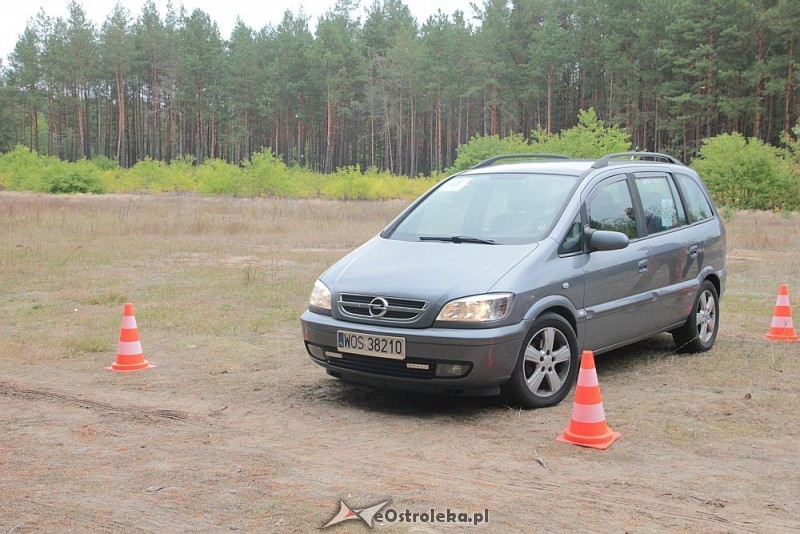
[447,133,530,174]
[91,155,119,171]
[448,108,632,173]
[691,133,799,211]
[105,156,197,193]
[0,145,62,190]
[196,158,244,195]
[784,122,800,167]
[242,149,292,196]
[321,165,373,200]
[531,108,632,158]
[46,168,105,194]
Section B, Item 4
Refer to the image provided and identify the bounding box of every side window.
[633,174,686,235]
[676,174,713,222]
[559,213,583,255]
[587,179,637,239]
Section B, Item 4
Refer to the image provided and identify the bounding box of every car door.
[632,172,698,330]
[582,176,652,351]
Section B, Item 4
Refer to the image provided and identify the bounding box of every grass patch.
[65,336,109,357]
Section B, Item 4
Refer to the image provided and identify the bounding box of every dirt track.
[2,331,798,532]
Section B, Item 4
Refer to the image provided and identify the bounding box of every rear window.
[676,174,714,222]
[634,175,686,234]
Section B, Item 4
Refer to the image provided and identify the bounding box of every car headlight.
[436,293,513,322]
[309,280,332,311]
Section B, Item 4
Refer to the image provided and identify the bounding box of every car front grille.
[325,353,437,379]
[338,293,428,322]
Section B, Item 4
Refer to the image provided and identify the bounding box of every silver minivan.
[300,152,726,408]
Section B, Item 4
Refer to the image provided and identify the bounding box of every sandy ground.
[3,331,798,533]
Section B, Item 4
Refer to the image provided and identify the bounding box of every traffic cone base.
[557,427,621,450]
[557,350,620,450]
[107,303,154,372]
[765,285,799,342]
[106,360,154,372]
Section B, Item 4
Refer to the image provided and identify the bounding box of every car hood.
[323,236,538,300]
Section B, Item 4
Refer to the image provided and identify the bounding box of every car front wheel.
[672,279,719,352]
[501,313,579,409]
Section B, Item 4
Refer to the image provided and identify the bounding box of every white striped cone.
[557,350,620,450]
[765,285,799,342]
[106,303,154,371]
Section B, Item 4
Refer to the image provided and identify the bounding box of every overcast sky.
[1,0,476,66]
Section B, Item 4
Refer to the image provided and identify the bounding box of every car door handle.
[638,259,649,273]
[688,245,699,258]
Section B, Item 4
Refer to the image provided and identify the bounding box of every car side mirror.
[585,227,629,252]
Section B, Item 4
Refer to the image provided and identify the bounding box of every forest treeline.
[3,109,798,210]
[0,0,798,175]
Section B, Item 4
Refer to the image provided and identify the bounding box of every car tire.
[501,313,579,409]
[672,279,719,352]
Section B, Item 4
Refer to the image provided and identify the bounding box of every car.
[300,152,727,408]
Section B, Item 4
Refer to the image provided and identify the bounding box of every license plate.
[336,330,406,360]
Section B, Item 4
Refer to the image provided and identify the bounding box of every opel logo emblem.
[368,297,389,317]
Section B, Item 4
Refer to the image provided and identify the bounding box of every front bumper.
[300,310,529,396]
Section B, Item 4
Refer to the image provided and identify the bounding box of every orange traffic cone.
[106,303,154,371]
[765,285,799,342]
[557,351,620,450]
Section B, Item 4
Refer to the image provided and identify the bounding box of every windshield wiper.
[419,235,496,245]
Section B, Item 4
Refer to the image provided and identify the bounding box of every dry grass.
[0,192,407,368]
[1,192,799,532]
[3,194,795,371]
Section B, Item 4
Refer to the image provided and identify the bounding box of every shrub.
[783,122,800,168]
[242,149,292,196]
[0,145,62,191]
[195,158,244,195]
[47,171,105,194]
[90,155,119,171]
[531,108,632,158]
[447,133,530,174]
[321,165,374,200]
[109,156,197,193]
[448,108,632,173]
[691,133,798,211]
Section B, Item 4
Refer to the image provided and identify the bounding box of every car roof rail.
[471,154,571,169]
[591,151,684,169]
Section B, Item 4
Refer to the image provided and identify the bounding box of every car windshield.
[388,172,580,244]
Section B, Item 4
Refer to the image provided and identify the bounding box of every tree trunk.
[166,93,173,163]
[754,15,765,139]
[547,65,553,135]
[325,99,333,173]
[76,86,85,159]
[30,108,37,152]
[705,30,715,140]
[445,96,452,169]
[396,93,403,175]
[491,85,499,135]
[786,37,795,134]
[115,68,126,166]
[410,93,417,177]
[211,104,217,159]
[47,92,54,156]
[436,90,443,172]
[382,80,392,172]
[150,55,159,160]
[564,70,571,129]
